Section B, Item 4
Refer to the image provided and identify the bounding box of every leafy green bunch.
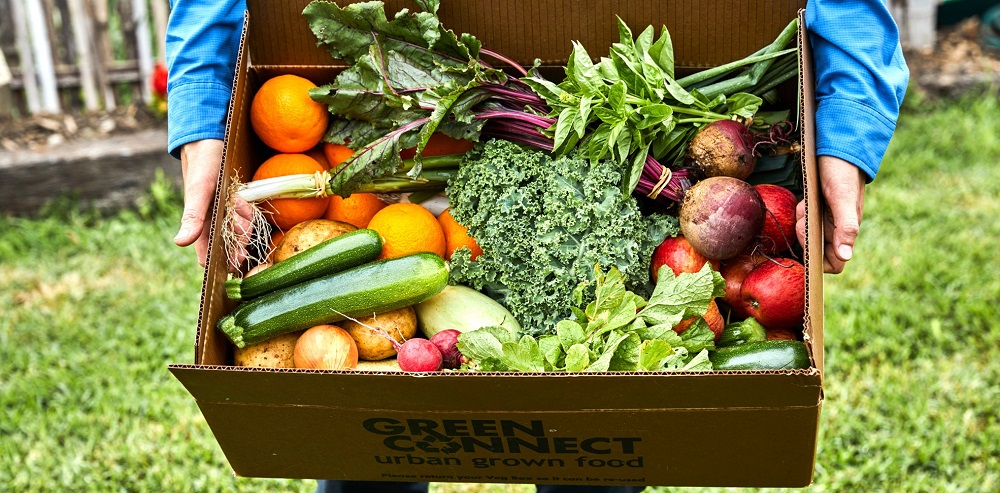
[446,140,678,336]
[457,263,724,372]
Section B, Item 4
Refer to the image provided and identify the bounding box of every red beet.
[429,329,464,369]
[396,338,444,372]
[679,176,766,260]
[687,120,757,180]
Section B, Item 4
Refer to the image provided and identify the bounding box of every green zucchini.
[225,229,383,301]
[709,340,811,370]
[716,317,768,348]
[218,253,449,348]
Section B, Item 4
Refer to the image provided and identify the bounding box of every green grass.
[2,94,998,492]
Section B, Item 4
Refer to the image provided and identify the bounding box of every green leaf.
[647,26,675,78]
[565,344,591,372]
[634,25,655,60]
[567,41,601,96]
[608,332,642,371]
[639,339,674,370]
[457,325,518,368]
[679,319,717,353]
[593,107,620,124]
[502,335,546,372]
[553,106,582,155]
[682,349,713,371]
[608,81,627,114]
[556,320,587,352]
[727,92,764,119]
[638,263,724,327]
[586,331,631,372]
[538,335,565,368]
[625,146,649,195]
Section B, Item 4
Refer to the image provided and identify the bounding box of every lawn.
[1,94,998,493]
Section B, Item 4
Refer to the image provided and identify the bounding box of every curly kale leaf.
[447,140,678,336]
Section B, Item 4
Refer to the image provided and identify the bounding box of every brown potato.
[233,331,302,368]
[353,358,403,372]
[273,219,356,263]
[342,307,417,361]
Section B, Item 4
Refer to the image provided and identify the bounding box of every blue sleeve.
[806,0,909,181]
[165,0,246,158]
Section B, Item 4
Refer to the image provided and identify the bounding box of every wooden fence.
[0,0,169,118]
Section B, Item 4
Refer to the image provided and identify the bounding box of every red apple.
[766,327,801,341]
[673,299,725,341]
[754,184,798,254]
[650,235,718,282]
[740,258,805,332]
[719,252,766,318]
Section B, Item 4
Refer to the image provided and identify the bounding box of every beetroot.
[429,330,464,369]
[686,120,757,180]
[679,176,765,260]
[396,338,444,372]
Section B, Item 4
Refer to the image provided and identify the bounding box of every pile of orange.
[324,193,388,229]
[367,203,447,260]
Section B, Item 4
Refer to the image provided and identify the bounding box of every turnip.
[396,338,444,372]
[686,120,757,180]
[429,329,464,369]
[679,176,765,260]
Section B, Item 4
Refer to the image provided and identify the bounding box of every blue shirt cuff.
[814,98,896,182]
[167,81,234,158]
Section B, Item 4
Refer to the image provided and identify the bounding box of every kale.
[446,140,678,336]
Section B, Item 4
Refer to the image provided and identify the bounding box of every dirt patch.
[0,104,166,152]
[906,17,1000,97]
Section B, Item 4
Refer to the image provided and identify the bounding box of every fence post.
[24,0,61,113]
[67,0,100,111]
[132,0,154,103]
[10,0,42,113]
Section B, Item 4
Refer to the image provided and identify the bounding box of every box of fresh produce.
[170,0,825,487]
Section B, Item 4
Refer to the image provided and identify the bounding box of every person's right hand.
[174,139,224,267]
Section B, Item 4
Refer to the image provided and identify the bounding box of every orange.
[324,193,388,229]
[250,75,329,153]
[366,203,446,259]
[304,144,332,170]
[251,154,330,230]
[323,143,355,170]
[437,208,483,261]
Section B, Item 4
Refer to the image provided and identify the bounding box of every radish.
[429,329,464,369]
[679,176,765,260]
[686,120,757,180]
[396,338,444,372]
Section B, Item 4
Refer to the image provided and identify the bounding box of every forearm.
[806,0,909,181]
[166,0,246,158]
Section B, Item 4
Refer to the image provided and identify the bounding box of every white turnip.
[679,176,765,260]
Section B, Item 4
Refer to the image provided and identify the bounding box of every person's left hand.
[795,155,866,274]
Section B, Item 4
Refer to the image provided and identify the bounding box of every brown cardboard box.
[170,0,825,487]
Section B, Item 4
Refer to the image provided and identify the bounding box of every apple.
[718,252,766,318]
[754,184,798,254]
[673,299,725,341]
[740,258,805,332]
[650,235,718,282]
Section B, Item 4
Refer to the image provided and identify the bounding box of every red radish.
[687,120,757,179]
[679,176,765,260]
[754,184,798,254]
[396,338,444,372]
[429,329,464,369]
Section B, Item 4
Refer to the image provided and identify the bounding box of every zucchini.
[225,229,382,301]
[709,340,811,370]
[218,253,449,348]
[414,284,521,338]
[716,317,768,348]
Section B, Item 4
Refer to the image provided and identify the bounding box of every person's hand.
[795,155,865,274]
[174,139,255,270]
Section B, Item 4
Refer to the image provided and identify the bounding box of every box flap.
[796,9,824,379]
[249,0,807,69]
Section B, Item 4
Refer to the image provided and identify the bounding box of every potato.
[342,307,417,361]
[233,331,301,368]
[245,262,271,277]
[273,219,356,263]
[354,358,404,372]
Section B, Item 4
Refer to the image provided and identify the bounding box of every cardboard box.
[170,0,825,487]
